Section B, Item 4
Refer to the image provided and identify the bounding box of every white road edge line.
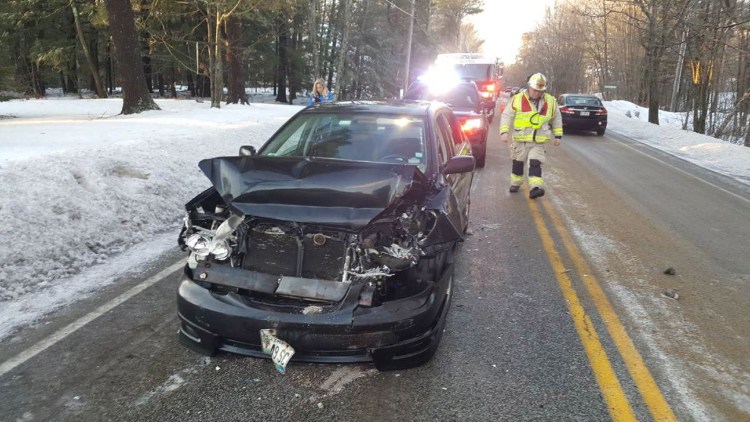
[608,132,750,205]
[0,260,185,378]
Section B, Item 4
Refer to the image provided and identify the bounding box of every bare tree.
[71,0,107,98]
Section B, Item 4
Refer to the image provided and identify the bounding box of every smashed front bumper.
[176,265,452,370]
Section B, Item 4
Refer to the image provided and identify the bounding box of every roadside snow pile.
[604,99,750,186]
[0,99,301,303]
[606,100,689,129]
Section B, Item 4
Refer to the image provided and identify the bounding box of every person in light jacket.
[307,78,335,106]
[499,73,563,199]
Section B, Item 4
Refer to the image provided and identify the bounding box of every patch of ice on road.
[135,372,189,406]
[306,366,377,404]
[608,283,715,420]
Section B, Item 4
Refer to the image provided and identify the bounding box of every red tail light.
[461,118,483,133]
[595,109,608,115]
[560,106,574,114]
[477,81,496,95]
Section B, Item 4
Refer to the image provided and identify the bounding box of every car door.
[435,110,473,232]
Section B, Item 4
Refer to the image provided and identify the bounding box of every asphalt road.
[548,128,750,421]
[2,102,747,421]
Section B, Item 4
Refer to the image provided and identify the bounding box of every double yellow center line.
[527,192,677,421]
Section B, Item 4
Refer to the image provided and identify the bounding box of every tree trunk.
[71,1,107,98]
[645,46,661,124]
[335,0,352,100]
[324,0,338,90]
[275,15,288,103]
[103,0,159,114]
[140,0,153,93]
[309,0,319,78]
[187,71,196,97]
[106,37,114,94]
[206,6,224,108]
[288,28,301,103]
[225,15,248,105]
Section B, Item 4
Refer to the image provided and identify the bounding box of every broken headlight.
[208,239,231,260]
[185,233,232,260]
[185,233,211,257]
[183,214,244,261]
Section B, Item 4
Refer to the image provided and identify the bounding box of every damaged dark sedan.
[177,101,475,371]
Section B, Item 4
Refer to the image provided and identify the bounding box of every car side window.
[446,114,466,148]
[436,114,456,160]
[433,115,449,165]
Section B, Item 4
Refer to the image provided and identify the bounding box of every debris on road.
[662,288,680,300]
[664,267,676,275]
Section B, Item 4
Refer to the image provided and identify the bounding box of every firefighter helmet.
[528,73,548,91]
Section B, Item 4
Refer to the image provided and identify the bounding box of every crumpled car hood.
[198,156,428,229]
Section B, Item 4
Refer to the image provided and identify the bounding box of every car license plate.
[579,111,590,116]
[260,329,295,373]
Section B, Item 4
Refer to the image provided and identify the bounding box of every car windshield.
[404,84,479,108]
[450,63,494,80]
[260,113,428,171]
[566,96,603,107]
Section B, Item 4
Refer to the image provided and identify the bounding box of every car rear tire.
[596,128,606,136]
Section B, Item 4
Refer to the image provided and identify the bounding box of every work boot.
[509,185,520,193]
[529,187,545,199]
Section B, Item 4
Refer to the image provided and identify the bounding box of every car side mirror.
[443,155,475,175]
[239,145,257,156]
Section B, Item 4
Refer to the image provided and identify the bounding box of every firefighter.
[499,73,563,199]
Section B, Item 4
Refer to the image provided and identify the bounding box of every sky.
[467,0,559,64]
[1,93,749,341]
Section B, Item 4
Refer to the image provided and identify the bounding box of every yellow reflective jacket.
[500,90,563,143]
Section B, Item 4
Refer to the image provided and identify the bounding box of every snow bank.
[0,99,301,306]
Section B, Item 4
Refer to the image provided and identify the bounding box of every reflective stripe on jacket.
[500,90,563,143]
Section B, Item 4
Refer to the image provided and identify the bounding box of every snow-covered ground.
[0,98,302,338]
[0,96,749,339]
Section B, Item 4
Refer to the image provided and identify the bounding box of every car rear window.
[566,96,603,107]
[261,113,428,171]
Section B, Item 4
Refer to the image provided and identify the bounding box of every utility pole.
[402,0,415,97]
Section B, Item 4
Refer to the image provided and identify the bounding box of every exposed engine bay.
[179,187,455,306]
[177,156,464,308]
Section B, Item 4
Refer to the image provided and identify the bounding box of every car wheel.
[596,128,605,136]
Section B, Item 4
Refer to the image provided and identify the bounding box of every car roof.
[302,100,442,117]
[560,93,599,98]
